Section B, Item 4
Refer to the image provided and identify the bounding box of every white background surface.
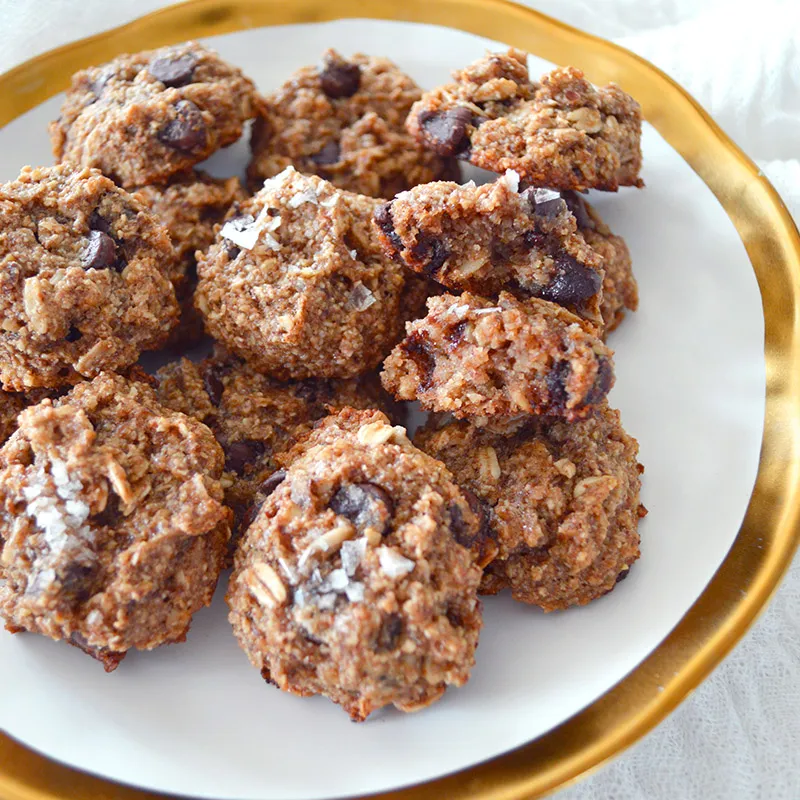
[0,0,797,798]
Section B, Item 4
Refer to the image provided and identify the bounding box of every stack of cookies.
[0,42,645,722]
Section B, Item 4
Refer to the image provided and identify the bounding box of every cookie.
[51,41,259,188]
[0,165,178,390]
[155,352,403,556]
[407,49,643,192]
[227,408,483,721]
[195,166,425,379]
[415,404,644,611]
[132,171,247,346]
[382,291,613,420]
[0,373,230,670]
[247,49,459,198]
[561,191,637,334]
[374,171,604,325]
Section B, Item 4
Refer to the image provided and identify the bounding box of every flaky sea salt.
[340,538,367,577]
[473,306,502,315]
[345,582,365,603]
[288,189,319,208]
[220,209,282,252]
[532,187,561,204]
[501,169,521,192]
[348,282,376,311]
[377,546,415,578]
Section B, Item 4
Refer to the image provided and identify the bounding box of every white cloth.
[0,1,798,797]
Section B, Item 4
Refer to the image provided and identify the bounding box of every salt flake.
[502,169,521,193]
[348,282,376,311]
[377,546,415,578]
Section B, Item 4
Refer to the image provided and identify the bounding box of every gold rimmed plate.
[1,2,799,799]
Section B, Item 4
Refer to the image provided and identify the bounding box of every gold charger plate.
[1,1,799,798]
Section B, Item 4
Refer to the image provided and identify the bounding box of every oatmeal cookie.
[51,41,259,188]
[415,405,644,611]
[247,49,458,198]
[0,165,178,391]
[0,373,230,670]
[407,49,643,192]
[374,171,604,325]
[382,292,613,421]
[132,171,247,346]
[195,166,425,379]
[561,191,637,334]
[227,408,484,720]
[155,352,403,554]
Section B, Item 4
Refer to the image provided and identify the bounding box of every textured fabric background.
[1,0,798,796]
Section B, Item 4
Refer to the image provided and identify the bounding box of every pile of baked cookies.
[0,42,646,721]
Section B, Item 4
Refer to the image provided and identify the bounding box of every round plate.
[1,2,799,799]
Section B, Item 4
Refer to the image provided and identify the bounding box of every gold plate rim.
[1,1,800,799]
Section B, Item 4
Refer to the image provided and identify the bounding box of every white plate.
[0,18,765,800]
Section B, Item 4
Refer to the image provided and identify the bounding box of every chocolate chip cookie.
[382,291,613,420]
[132,171,247,346]
[0,165,178,390]
[51,42,259,188]
[561,191,637,334]
[407,49,643,192]
[415,404,644,611]
[195,166,425,379]
[155,351,402,556]
[227,407,483,720]
[0,373,230,670]
[374,171,604,325]
[247,49,459,198]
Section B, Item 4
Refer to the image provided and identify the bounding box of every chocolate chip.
[523,187,566,220]
[226,242,241,260]
[224,439,266,475]
[561,191,595,230]
[374,203,403,253]
[538,254,602,306]
[418,107,473,157]
[615,567,630,583]
[446,606,464,627]
[147,53,198,87]
[447,320,467,346]
[310,140,341,166]
[65,326,82,343]
[88,210,112,235]
[203,365,225,406]
[92,493,121,528]
[449,489,490,549]
[266,207,280,217]
[69,632,125,672]
[259,469,287,497]
[412,237,450,276]
[59,560,100,604]
[158,100,207,152]
[403,332,436,390]
[329,482,393,536]
[583,355,614,406]
[546,360,571,411]
[319,58,361,98]
[81,230,118,270]
[376,613,403,651]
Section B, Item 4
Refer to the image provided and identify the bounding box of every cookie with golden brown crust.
[407,49,643,192]
[0,373,230,670]
[51,41,259,188]
[227,408,483,721]
[0,165,178,391]
[415,404,644,611]
[247,49,459,198]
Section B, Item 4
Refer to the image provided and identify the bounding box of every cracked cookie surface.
[415,404,644,611]
[0,373,230,670]
[248,49,458,198]
[0,165,178,390]
[51,41,258,188]
[227,408,484,721]
[407,49,643,192]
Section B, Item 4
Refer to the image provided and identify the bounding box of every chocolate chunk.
[447,320,468,346]
[523,187,567,220]
[373,203,403,253]
[88,210,112,235]
[561,191,595,231]
[546,360,571,411]
[376,613,403,651]
[402,332,436,390]
[310,140,341,166]
[147,53,198,87]
[330,482,393,536]
[445,606,464,627]
[449,490,490,549]
[418,107,473,157]
[81,230,118,270]
[583,355,614,406]
[259,469,287,498]
[59,560,100,604]
[319,57,361,99]
[65,326,82,343]
[615,567,630,583]
[225,242,241,260]
[203,365,225,406]
[412,237,450,276]
[158,100,207,152]
[224,439,266,475]
[92,493,121,528]
[539,254,601,306]
[69,632,126,673]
